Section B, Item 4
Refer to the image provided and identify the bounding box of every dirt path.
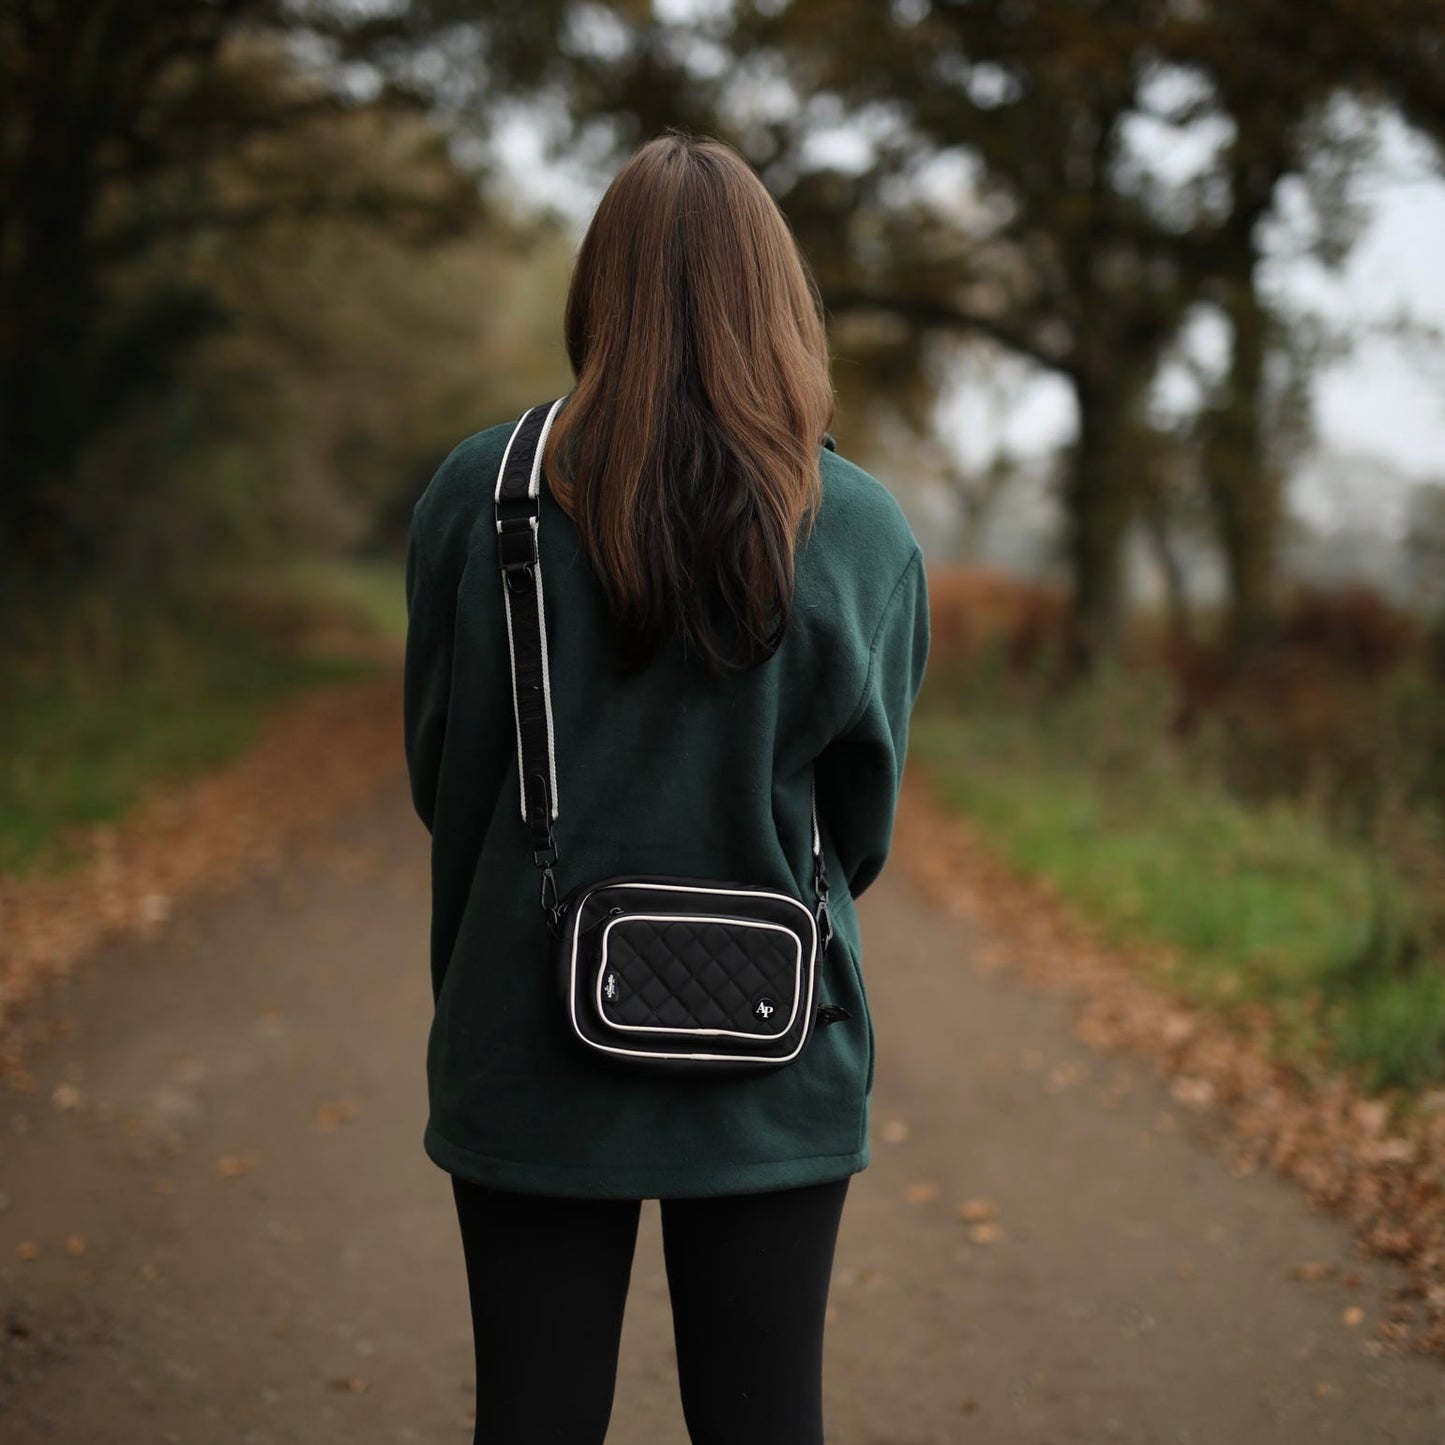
[1,770,1442,1443]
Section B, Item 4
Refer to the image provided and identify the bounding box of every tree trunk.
[1061,374,1135,675]
[1201,204,1283,657]
[1141,484,1194,646]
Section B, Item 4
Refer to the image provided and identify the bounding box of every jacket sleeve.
[816,549,930,899]
[402,518,454,835]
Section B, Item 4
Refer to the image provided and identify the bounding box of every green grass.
[0,565,398,878]
[912,657,1445,1093]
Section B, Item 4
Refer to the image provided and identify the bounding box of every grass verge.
[912,658,1444,1093]
[0,562,403,878]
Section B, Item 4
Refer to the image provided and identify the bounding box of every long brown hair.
[542,130,835,679]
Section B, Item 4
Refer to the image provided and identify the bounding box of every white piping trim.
[501,573,527,825]
[533,540,559,821]
[565,883,819,1064]
[529,396,565,498]
[594,913,802,1038]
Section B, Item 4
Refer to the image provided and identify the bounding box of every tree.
[0,0,478,588]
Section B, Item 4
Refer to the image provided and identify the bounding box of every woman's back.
[405,413,927,1199]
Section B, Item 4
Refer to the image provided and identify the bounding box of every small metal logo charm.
[754,997,776,1021]
[604,972,619,1002]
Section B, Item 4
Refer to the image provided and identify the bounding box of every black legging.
[450,1173,851,1445]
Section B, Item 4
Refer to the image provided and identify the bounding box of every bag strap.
[494,398,832,951]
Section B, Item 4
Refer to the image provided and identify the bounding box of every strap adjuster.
[497,513,538,584]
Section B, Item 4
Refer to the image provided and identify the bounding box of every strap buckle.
[539,862,562,936]
[497,512,538,591]
[816,896,834,954]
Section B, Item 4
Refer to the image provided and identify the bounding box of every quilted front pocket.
[595,913,803,1038]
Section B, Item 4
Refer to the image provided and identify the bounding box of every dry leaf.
[879,1118,910,1144]
[1169,1076,1215,1110]
[16,1240,39,1261]
[315,1097,362,1134]
[214,1150,262,1179]
[904,1181,940,1204]
[51,1082,86,1111]
[153,1177,176,1195]
[328,1375,370,1394]
[968,1222,1003,1244]
[63,1234,87,1257]
[957,1199,996,1224]
[1288,1262,1334,1282]
[1342,1306,1365,1327]
[1177,1262,1197,1279]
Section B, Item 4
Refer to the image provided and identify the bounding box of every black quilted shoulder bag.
[493,397,850,1076]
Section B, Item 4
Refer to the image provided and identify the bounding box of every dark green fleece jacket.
[404,413,929,1199]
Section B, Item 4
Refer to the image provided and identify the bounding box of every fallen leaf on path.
[153,1177,176,1195]
[879,1118,910,1144]
[903,1181,940,1204]
[1169,1076,1215,1110]
[215,1150,262,1179]
[51,1083,85,1111]
[138,893,171,928]
[1177,1262,1197,1279]
[957,1199,996,1223]
[315,1097,363,1134]
[1360,1137,1415,1165]
[1354,1101,1390,1138]
[968,1222,1003,1244]
[327,1375,370,1394]
[16,1240,39,1260]
[1342,1306,1365,1327]
[1312,1382,1339,1398]
[1288,1262,1334,1282]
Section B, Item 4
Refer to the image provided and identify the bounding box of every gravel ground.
[1,769,1441,1443]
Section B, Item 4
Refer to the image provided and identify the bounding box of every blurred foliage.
[914,600,1445,1089]
[0,2,572,603]
[6,0,1445,669]
[434,0,1445,669]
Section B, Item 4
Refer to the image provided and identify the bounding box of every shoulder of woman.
[815,445,922,572]
[410,419,517,581]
